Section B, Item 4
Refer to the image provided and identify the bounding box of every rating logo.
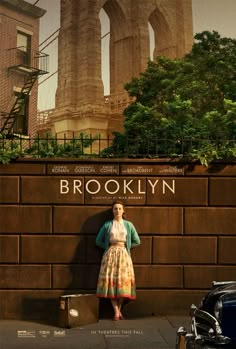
[39,330,51,338]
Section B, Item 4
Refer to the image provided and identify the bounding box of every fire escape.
[0,47,48,138]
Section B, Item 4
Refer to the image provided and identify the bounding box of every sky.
[192,0,236,39]
[25,0,236,110]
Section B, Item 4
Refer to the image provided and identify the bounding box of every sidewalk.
[0,316,190,349]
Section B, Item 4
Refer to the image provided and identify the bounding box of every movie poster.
[0,1,236,349]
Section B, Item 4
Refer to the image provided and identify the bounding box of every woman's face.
[112,203,124,219]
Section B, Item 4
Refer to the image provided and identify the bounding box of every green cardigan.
[96,219,140,254]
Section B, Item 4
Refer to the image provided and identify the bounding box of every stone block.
[53,264,100,289]
[120,163,184,176]
[131,237,152,264]
[84,177,146,205]
[209,178,236,205]
[21,236,86,263]
[47,163,119,175]
[219,237,236,264]
[53,206,183,236]
[153,237,217,264]
[0,290,62,320]
[0,236,19,262]
[0,163,46,175]
[19,175,208,206]
[53,206,112,234]
[0,177,19,203]
[126,207,183,234]
[185,208,236,234]
[146,178,208,205]
[0,265,51,288]
[86,236,104,263]
[184,266,236,289]
[124,290,206,316]
[0,289,205,319]
[0,205,52,233]
[54,206,183,235]
[134,265,183,288]
[185,163,236,176]
[21,176,84,204]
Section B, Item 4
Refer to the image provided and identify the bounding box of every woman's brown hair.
[111,200,126,217]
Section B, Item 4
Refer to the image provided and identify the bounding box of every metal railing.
[104,92,135,112]
[0,134,235,160]
[7,47,49,74]
[37,109,54,126]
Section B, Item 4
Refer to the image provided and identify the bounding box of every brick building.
[0,0,48,137]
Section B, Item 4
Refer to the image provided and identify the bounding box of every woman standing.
[96,200,140,320]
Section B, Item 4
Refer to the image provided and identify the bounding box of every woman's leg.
[118,298,124,318]
[110,299,120,319]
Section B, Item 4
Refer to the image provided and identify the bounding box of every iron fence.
[0,134,235,160]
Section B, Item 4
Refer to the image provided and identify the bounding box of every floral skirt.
[96,245,136,299]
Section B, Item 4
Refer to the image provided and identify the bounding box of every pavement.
[0,315,190,349]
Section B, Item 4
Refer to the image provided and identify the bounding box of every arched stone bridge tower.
[51,0,193,138]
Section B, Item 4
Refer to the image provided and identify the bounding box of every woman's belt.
[110,242,125,247]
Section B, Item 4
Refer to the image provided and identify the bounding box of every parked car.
[176,281,236,348]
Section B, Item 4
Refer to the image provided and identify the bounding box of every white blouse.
[109,220,127,243]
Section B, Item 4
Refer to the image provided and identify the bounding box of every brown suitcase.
[58,294,99,328]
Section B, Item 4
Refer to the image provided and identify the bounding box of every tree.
[102,31,236,165]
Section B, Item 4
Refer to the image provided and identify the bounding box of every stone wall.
[0,159,235,321]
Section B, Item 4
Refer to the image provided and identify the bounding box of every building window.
[13,90,29,135]
[17,31,31,66]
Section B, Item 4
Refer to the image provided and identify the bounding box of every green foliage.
[0,135,25,164]
[25,132,98,158]
[0,132,98,163]
[102,31,236,165]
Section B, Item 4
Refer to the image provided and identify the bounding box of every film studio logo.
[17,329,66,338]
[53,330,66,337]
[17,330,36,338]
